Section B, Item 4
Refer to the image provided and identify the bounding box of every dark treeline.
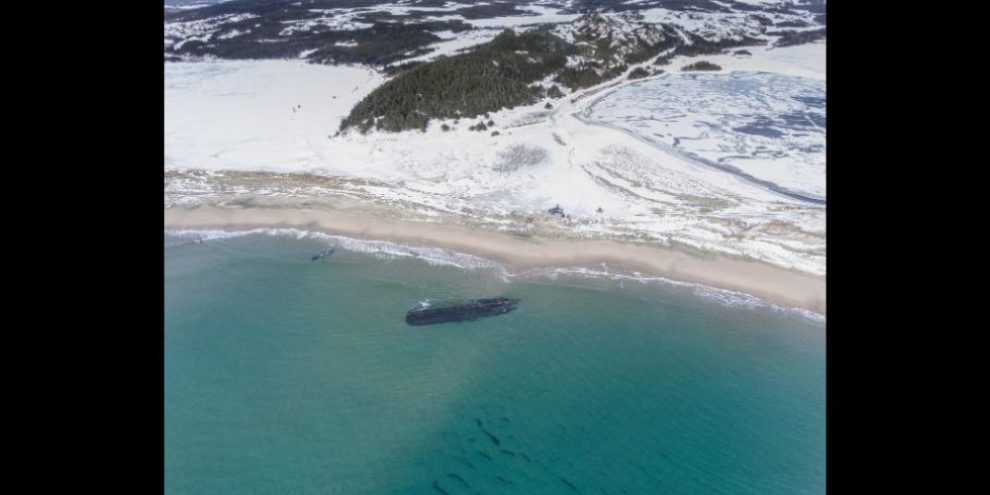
[773,28,826,47]
[164,0,534,66]
[561,0,732,14]
[341,29,576,132]
[682,60,721,71]
[554,18,679,89]
[168,18,472,66]
[627,67,650,79]
[555,62,628,90]
[382,60,425,76]
[654,30,763,65]
[676,32,765,57]
[166,0,525,23]
[775,19,810,28]
[333,9,821,133]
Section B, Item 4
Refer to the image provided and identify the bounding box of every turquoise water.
[165,231,825,494]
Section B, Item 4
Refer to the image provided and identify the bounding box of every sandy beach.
[165,203,826,315]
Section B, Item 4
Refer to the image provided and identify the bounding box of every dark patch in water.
[310,248,335,261]
[475,419,501,447]
[501,449,516,457]
[432,480,451,495]
[477,451,492,461]
[520,453,532,462]
[482,430,501,446]
[495,476,514,485]
[447,473,470,489]
[561,477,582,493]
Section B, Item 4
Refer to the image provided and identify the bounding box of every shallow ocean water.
[165,231,825,494]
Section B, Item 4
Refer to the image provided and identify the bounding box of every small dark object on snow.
[682,61,722,72]
[548,204,565,217]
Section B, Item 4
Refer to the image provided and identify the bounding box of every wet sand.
[165,204,826,315]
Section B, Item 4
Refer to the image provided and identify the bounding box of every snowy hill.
[164,0,825,67]
[164,0,828,277]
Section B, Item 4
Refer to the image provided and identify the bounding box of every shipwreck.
[405,297,521,326]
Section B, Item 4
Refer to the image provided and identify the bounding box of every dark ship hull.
[406,297,520,326]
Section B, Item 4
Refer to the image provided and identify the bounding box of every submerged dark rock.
[447,473,470,488]
[495,475,514,485]
[311,248,335,261]
[432,481,450,495]
[406,298,520,325]
[561,477,582,493]
[480,427,501,446]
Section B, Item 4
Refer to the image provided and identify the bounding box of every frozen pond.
[582,71,826,202]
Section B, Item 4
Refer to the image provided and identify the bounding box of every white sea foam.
[510,264,825,324]
[165,228,825,324]
[165,227,505,273]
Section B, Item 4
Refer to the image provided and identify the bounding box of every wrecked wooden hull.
[406,297,520,326]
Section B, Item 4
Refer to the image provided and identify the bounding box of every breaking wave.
[165,227,505,272]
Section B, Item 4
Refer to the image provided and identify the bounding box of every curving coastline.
[165,204,826,315]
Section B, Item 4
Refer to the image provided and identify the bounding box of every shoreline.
[164,206,826,315]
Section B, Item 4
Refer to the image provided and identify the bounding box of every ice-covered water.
[583,71,826,201]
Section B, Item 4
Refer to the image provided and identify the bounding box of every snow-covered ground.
[165,42,826,276]
[582,71,825,201]
[400,29,506,64]
[464,5,581,29]
[165,61,384,171]
[166,1,824,64]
